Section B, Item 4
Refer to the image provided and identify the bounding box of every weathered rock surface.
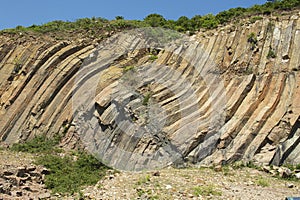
[0,165,51,199]
[1,12,300,170]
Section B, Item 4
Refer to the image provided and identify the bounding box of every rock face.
[0,12,300,170]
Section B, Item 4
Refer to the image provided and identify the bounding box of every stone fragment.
[16,167,27,177]
[295,172,300,179]
[278,167,292,178]
[27,166,36,172]
[165,184,172,189]
[262,166,271,173]
[12,190,23,197]
[214,165,222,172]
[152,171,160,176]
[38,192,51,199]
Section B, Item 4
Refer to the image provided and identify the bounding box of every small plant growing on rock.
[267,47,276,59]
[247,32,258,50]
[256,177,270,187]
[142,92,152,106]
[123,65,135,72]
[13,57,23,73]
[149,54,158,61]
[245,66,254,75]
[246,161,260,169]
[136,174,151,185]
[266,22,275,33]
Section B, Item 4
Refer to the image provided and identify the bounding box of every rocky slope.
[0,150,51,200]
[1,149,299,200]
[82,166,300,200]
[0,11,300,171]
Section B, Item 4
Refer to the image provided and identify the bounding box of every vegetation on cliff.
[1,0,299,36]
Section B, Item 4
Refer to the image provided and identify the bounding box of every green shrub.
[216,7,245,24]
[10,134,110,195]
[115,16,124,20]
[144,14,167,27]
[10,135,61,154]
[163,20,176,30]
[35,152,109,194]
[200,14,219,29]
[1,0,300,36]
[247,32,258,50]
[190,15,203,30]
[279,0,300,10]
[250,16,263,23]
[176,16,192,32]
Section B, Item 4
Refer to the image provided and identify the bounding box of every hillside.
[0,7,300,173]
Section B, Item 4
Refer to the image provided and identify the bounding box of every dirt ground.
[83,166,300,200]
[0,149,299,200]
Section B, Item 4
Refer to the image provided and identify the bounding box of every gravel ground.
[83,166,300,200]
[0,149,299,200]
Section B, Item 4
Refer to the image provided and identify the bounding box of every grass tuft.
[193,185,222,197]
[123,65,135,72]
[256,177,270,187]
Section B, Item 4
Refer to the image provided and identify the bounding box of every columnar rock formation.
[0,12,300,170]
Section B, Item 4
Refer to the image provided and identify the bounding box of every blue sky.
[1,0,267,30]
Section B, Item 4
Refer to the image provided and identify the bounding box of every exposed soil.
[0,149,299,199]
[0,150,52,200]
[82,166,300,200]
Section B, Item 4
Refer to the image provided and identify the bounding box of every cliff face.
[0,12,300,170]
